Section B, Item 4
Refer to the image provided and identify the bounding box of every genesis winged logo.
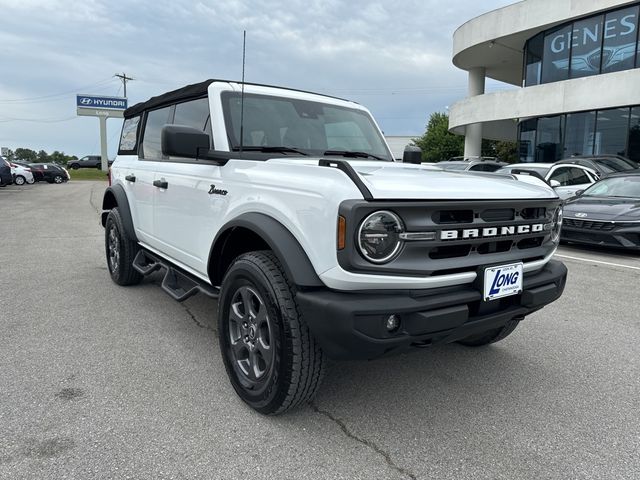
[574,213,588,218]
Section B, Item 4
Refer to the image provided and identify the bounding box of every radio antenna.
[239,30,246,154]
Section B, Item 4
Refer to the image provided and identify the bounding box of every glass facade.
[523,3,640,86]
[517,106,640,163]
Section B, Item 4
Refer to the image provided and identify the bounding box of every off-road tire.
[457,318,520,347]
[218,251,325,415]
[104,208,142,286]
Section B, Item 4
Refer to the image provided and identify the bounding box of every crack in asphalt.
[181,303,218,336]
[89,183,103,214]
[311,402,418,480]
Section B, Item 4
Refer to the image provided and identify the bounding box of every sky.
[0,0,515,158]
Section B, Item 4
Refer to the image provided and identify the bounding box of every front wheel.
[218,251,325,415]
[70,164,79,170]
[104,208,142,286]
[457,318,520,347]
[53,175,64,184]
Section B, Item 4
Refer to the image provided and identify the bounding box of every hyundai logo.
[575,213,588,218]
[80,98,93,105]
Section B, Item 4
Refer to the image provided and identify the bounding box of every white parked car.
[10,163,35,185]
[101,80,567,414]
[496,162,598,199]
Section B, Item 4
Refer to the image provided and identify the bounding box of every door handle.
[125,175,136,182]
[153,179,168,189]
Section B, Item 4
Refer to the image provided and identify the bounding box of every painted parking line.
[555,253,640,271]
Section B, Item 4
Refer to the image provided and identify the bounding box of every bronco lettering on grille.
[440,224,544,240]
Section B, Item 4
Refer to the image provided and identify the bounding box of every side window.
[142,107,172,159]
[173,97,213,147]
[550,167,591,186]
[119,116,140,153]
[565,168,591,185]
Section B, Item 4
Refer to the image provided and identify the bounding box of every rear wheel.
[457,318,520,346]
[218,251,325,415]
[14,175,26,186]
[104,208,142,286]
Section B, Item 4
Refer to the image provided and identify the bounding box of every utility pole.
[114,73,134,98]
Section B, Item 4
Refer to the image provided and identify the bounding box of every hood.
[267,158,557,200]
[564,196,640,221]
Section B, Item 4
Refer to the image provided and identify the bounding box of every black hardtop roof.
[124,79,353,118]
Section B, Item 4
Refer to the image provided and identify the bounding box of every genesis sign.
[76,95,127,110]
[548,13,637,55]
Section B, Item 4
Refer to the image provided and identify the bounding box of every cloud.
[0,0,513,156]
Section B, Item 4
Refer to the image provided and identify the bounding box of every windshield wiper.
[232,146,308,156]
[323,150,386,161]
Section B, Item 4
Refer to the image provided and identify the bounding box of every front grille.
[563,219,616,231]
[339,198,560,277]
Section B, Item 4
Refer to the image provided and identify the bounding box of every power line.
[0,116,78,124]
[0,78,117,104]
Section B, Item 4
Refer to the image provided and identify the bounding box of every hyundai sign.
[76,94,127,110]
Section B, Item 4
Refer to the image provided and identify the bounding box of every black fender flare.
[101,184,138,242]
[209,212,323,288]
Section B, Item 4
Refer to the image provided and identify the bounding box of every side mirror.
[161,125,210,158]
[574,189,585,197]
[549,179,561,188]
[402,145,422,164]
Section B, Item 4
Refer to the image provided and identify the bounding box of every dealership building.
[449,0,640,163]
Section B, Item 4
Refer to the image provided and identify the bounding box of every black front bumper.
[561,226,640,250]
[296,260,567,360]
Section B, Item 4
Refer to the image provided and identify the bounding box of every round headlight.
[551,206,563,243]
[357,210,404,263]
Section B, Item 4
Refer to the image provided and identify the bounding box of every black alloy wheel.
[218,251,325,415]
[104,208,142,286]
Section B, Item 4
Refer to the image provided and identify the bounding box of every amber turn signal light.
[337,216,346,250]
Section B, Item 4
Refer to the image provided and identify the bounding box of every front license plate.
[483,262,523,301]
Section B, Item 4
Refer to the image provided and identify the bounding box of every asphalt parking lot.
[1,181,638,480]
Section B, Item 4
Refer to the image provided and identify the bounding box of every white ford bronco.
[102,79,567,414]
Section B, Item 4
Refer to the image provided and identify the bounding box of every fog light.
[385,314,401,333]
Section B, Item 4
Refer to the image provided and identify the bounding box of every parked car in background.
[557,155,638,178]
[29,163,70,183]
[0,157,13,186]
[10,163,35,185]
[562,172,640,250]
[436,157,507,172]
[496,162,598,199]
[67,155,113,169]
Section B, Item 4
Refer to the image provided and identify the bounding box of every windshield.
[497,165,551,176]
[438,163,467,171]
[221,92,392,161]
[594,158,636,172]
[583,176,640,198]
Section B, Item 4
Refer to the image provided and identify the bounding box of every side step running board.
[133,250,219,302]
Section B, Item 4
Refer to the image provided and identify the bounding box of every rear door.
[128,110,170,243]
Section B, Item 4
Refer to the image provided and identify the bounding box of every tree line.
[2,148,78,165]
[412,112,518,163]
